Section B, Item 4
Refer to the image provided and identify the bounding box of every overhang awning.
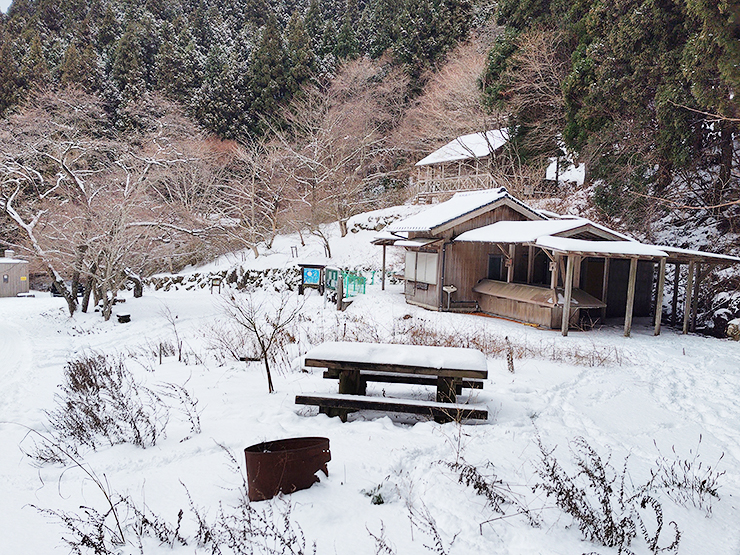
[535,236,668,259]
[394,238,441,248]
[656,245,740,265]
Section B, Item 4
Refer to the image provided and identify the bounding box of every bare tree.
[222,292,303,393]
[279,58,408,244]
[0,89,229,318]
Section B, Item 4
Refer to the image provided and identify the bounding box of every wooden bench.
[296,342,489,423]
[322,369,484,394]
[296,393,488,423]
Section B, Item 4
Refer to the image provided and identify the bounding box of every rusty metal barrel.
[244,437,331,501]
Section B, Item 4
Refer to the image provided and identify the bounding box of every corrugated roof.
[387,188,543,234]
[415,129,509,166]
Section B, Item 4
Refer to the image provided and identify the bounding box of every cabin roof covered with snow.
[454,219,632,244]
[386,188,544,234]
[415,129,509,167]
[535,236,669,258]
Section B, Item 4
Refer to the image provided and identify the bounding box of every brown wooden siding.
[441,205,529,240]
[0,261,30,297]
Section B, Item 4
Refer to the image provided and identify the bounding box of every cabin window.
[488,255,504,281]
[405,251,438,285]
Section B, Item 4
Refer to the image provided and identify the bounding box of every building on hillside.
[411,130,509,203]
[373,188,740,337]
[0,250,30,297]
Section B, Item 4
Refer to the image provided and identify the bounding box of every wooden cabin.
[0,250,30,297]
[375,188,740,336]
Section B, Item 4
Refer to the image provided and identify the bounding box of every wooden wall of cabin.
[441,205,530,239]
[605,259,654,317]
[443,242,490,303]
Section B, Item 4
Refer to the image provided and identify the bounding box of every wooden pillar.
[381,244,387,291]
[691,262,702,332]
[574,256,582,289]
[624,257,638,337]
[682,260,695,334]
[527,246,535,284]
[550,254,559,291]
[507,244,515,283]
[671,263,681,328]
[561,254,576,336]
[601,257,610,321]
[654,258,666,336]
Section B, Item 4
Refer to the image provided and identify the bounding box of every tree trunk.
[339,219,348,237]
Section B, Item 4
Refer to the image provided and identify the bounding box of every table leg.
[329,370,363,421]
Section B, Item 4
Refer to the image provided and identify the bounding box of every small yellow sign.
[20,276,27,281]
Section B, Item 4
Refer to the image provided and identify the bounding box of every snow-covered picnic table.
[296,341,489,423]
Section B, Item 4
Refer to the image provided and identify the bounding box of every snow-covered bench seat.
[295,393,488,423]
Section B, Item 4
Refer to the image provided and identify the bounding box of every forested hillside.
[0,0,475,137]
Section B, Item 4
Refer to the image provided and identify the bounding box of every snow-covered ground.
[1,217,739,555]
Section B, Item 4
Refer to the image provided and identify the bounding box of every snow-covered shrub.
[535,437,680,554]
[43,353,169,454]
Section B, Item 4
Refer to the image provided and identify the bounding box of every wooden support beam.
[381,244,386,291]
[561,255,576,336]
[601,257,610,322]
[527,246,535,284]
[671,263,681,328]
[654,258,666,336]
[683,260,695,334]
[507,244,515,283]
[691,262,702,332]
[624,257,638,337]
[550,254,559,291]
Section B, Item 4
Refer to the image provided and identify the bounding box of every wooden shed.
[376,188,740,337]
[0,250,30,297]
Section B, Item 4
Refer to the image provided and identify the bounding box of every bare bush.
[43,352,169,453]
[222,291,304,393]
[652,436,725,516]
[535,437,680,554]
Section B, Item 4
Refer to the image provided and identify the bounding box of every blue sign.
[303,267,321,285]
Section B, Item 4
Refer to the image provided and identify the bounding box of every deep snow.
[1,216,739,555]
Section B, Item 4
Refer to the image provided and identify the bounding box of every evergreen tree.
[60,40,102,91]
[110,22,147,102]
[335,12,359,60]
[21,33,51,91]
[285,13,316,94]
[246,15,290,133]
[155,25,204,102]
[0,31,22,116]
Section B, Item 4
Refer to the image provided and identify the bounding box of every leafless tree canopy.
[0,89,230,318]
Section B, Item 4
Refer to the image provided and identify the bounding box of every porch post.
[550,254,559,291]
[527,245,535,284]
[654,258,666,336]
[601,257,610,322]
[561,254,575,336]
[381,244,387,291]
[683,260,695,334]
[507,244,515,283]
[624,257,638,337]
[671,263,681,328]
[691,262,702,332]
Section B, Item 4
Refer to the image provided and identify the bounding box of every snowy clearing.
[1,221,739,555]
